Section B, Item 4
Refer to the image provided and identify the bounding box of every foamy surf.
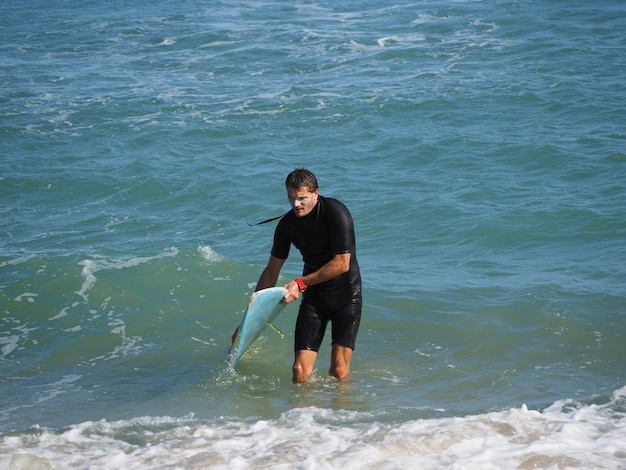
[2,386,624,470]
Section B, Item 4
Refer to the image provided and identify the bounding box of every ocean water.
[1,0,625,468]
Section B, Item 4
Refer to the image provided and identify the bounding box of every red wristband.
[295,278,307,292]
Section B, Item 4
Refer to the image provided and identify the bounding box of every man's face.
[287,186,319,217]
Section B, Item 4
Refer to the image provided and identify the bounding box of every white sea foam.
[0,321,38,360]
[0,255,34,268]
[48,307,70,321]
[198,245,225,263]
[0,335,21,359]
[14,292,38,302]
[75,248,179,300]
[377,36,397,47]
[1,387,624,470]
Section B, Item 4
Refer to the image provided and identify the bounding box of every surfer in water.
[253,168,362,383]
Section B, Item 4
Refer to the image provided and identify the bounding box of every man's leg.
[292,349,318,383]
[329,344,353,381]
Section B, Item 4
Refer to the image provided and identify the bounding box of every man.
[255,168,362,383]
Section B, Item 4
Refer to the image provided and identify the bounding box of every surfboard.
[229,287,288,366]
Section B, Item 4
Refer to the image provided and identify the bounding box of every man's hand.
[281,279,302,304]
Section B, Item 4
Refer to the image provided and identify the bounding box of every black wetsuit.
[272,196,362,351]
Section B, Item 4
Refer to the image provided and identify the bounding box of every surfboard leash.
[246,215,283,226]
[266,322,285,339]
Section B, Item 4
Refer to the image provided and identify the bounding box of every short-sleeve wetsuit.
[271,196,362,352]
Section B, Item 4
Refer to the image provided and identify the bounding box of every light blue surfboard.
[229,287,287,366]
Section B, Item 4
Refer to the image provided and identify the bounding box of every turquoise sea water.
[1,0,625,468]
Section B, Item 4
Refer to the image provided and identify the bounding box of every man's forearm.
[301,253,350,287]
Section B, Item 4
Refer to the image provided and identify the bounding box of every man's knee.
[292,350,317,383]
[329,362,350,380]
[292,362,311,383]
[329,344,353,380]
